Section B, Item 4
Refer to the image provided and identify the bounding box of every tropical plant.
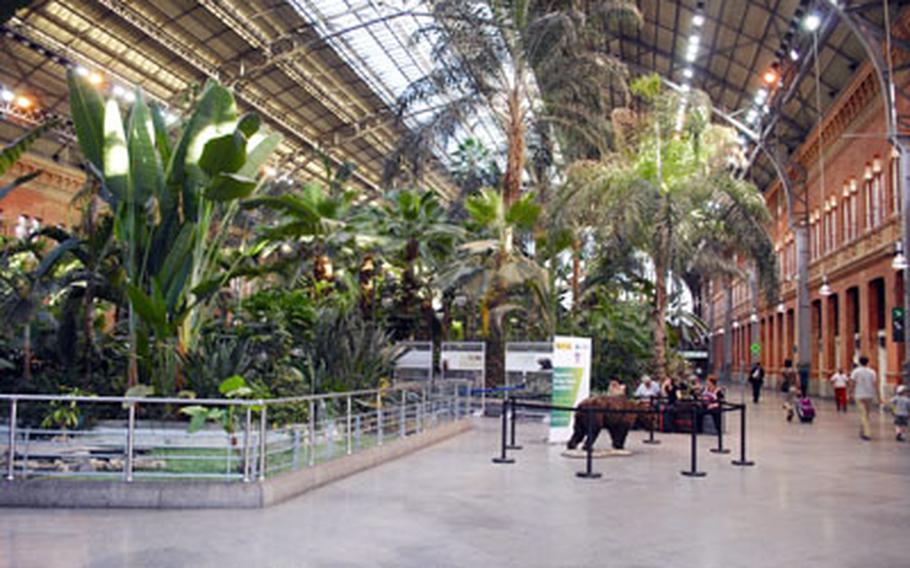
[362,189,463,338]
[66,70,281,393]
[562,75,776,381]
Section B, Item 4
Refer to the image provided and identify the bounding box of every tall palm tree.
[563,76,777,381]
[388,0,639,212]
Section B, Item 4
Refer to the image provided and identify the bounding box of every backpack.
[796,397,815,423]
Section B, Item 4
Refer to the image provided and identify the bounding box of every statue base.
[561,448,632,459]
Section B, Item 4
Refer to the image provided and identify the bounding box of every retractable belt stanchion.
[709,404,730,454]
[731,403,755,467]
[681,404,706,477]
[576,406,601,479]
[506,395,522,450]
[492,398,514,464]
[642,398,660,445]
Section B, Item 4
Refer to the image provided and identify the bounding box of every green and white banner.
[549,336,591,443]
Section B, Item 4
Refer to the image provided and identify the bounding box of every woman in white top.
[829,368,849,412]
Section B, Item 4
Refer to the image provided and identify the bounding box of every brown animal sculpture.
[566,396,656,451]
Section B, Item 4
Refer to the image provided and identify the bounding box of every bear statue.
[566,396,656,451]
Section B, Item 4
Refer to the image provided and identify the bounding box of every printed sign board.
[548,336,591,443]
[394,341,433,381]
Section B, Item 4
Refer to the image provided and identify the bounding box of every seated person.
[634,375,661,400]
[607,378,627,397]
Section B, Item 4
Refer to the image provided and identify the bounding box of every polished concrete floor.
[1,388,908,568]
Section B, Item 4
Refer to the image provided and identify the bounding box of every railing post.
[399,391,406,438]
[643,399,660,445]
[124,401,136,482]
[492,398,514,464]
[376,391,383,447]
[420,385,433,430]
[507,396,522,450]
[258,404,268,481]
[710,405,730,454]
[308,400,315,467]
[346,395,353,456]
[292,426,301,470]
[242,406,252,483]
[681,404,706,477]
[576,407,602,479]
[732,404,756,466]
[6,399,17,481]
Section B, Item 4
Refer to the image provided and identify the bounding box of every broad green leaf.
[125,384,155,398]
[180,405,210,433]
[237,132,282,178]
[67,70,105,170]
[148,101,173,167]
[236,113,261,137]
[219,374,248,396]
[127,93,163,205]
[126,283,167,334]
[204,173,257,201]
[199,131,246,176]
[167,80,238,185]
[505,195,541,231]
[103,98,130,201]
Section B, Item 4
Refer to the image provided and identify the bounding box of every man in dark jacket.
[748,362,765,403]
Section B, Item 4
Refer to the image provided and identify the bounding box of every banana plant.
[67,70,281,391]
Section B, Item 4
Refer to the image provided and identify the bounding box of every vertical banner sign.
[549,336,591,443]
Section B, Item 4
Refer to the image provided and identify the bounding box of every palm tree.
[563,76,777,381]
[438,188,549,383]
[388,0,639,212]
[361,189,464,338]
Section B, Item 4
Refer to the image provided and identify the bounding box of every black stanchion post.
[507,396,522,450]
[643,399,660,445]
[710,404,730,454]
[492,398,514,464]
[681,404,706,477]
[732,403,755,466]
[576,407,602,479]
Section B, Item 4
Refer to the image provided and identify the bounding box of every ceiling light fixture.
[88,71,104,86]
[693,14,705,27]
[14,95,32,109]
[683,67,694,79]
[804,13,822,32]
[0,88,13,102]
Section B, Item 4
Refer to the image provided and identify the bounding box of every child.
[889,385,910,442]
[829,368,849,412]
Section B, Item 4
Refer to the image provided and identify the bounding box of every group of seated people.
[606,372,725,434]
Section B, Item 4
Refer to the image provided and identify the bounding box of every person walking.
[849,356,881,441]
[888,385,909,442]
[748,362,765,403]
[829,368,849,412]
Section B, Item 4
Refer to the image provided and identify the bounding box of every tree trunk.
[652,254,668,382]
[23,323,32,383]
[571,238,581,310]
[503,85,526,208]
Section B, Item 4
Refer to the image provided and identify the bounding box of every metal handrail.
[0,382,436,407]
[1,379,472,484]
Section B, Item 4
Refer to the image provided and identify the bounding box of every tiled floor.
[1,388,908,568]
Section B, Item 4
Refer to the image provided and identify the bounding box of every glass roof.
[289,0,504,158]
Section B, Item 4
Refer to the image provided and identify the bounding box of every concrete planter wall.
[0,419,471,509]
